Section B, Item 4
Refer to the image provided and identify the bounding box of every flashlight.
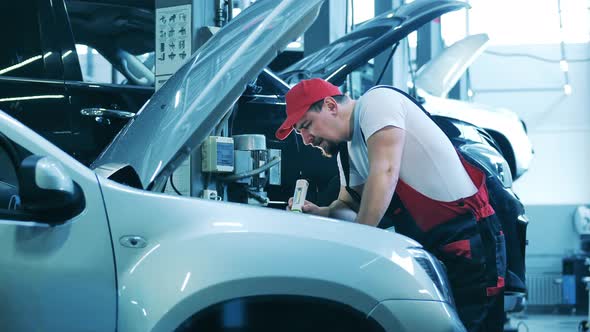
[290,179,309,212]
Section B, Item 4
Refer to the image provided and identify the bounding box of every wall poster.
[155,4,192,90]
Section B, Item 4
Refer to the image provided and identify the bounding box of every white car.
[415,33,534,180]
[0,0,465,331]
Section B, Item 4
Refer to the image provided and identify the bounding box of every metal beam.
[416,20,443,70]
[303,0,346,56]
[373,0,396,86]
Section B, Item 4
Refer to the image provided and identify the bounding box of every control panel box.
[201,136,234,173]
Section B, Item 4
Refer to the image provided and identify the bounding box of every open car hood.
[92,0,324,190]
[279,0,469,86]
[415,34,490,97]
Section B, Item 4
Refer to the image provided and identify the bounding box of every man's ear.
[325,97,338,115]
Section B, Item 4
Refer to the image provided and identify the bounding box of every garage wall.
[469,43,590,304]
[470,42,590,205]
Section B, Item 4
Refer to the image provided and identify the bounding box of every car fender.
[97,178,441,332]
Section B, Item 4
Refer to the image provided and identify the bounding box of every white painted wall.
[469,43,590,205]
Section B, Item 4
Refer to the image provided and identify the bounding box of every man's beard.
[314,139,339,158]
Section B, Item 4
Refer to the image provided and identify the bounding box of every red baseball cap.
[275,78,341,140]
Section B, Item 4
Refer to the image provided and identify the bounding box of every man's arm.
[291,184,363,222]
[326,184,363,221]
[355,126,405,227]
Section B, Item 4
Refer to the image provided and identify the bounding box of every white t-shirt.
[337,87,477,202]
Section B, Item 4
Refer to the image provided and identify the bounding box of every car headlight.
[408,247,455,306]
[460,144,513,188]
[494,157,513,188]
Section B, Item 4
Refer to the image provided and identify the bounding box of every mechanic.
[275,78,506,332]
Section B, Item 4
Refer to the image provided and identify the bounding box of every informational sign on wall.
[155,4,192,90]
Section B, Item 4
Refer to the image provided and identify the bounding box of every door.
[0,127,117,331]
[0,0,73,155]
[66,81,153,164]
[51,0,154,164]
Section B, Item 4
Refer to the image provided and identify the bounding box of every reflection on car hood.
[279,0,469,85]
[92,0,324,190]
[415,34,490,97]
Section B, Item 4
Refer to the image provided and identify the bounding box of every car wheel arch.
[144,276,383,332]
[173,294,385,332]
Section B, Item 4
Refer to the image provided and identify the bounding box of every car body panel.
[1,104,463,330]
[0,111,117,332]
[96,177,445,332]
[93,0,325,190]
[415,33,490,98]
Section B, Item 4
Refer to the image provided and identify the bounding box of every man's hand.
[286,191,359,221]
[287,197,322,215]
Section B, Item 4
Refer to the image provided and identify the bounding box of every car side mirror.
[17,155,85,224]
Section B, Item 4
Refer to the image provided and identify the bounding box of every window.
[76,45,126,85]
[75,44,155,86]
[0,2,44,78]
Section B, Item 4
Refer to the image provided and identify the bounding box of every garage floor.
[506,313,586,331]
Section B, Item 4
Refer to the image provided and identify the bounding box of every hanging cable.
[169,173,182,195]
[484,50,590,63]
[218,157,281,182]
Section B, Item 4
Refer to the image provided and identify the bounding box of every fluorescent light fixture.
[563,84,572,95]
[467,89,474,97]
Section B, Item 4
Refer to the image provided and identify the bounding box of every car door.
[50,0,154,165]
[0,0,73,157]
[0,119,117,331]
